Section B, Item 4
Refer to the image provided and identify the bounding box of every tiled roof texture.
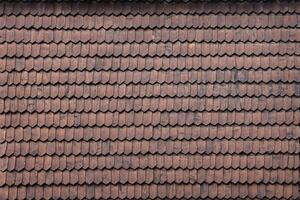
[0,0,299,199]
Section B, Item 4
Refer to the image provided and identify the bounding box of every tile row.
[1,42,300,58]
[1,14,299,30]
[1,83,299,99]
[1,126,299,142]
[1,69,299,86]
[2,28,300,44]
[1,139,298,156]
[1,111,299,128]
[1,154,298,172]
[1,168,299,186]
[1,56,299,72]
[1,1,298,15]
[1,97,299,114]
[0,183,298,199]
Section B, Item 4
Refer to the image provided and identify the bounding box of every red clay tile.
[0,1,299,199]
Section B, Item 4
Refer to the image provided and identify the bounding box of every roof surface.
[0,0,300,199]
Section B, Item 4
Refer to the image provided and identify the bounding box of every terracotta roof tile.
[0,0,299,199]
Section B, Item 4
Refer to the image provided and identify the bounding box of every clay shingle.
[0,0,299,199]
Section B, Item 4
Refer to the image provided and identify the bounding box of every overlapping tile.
[0,0,299,199]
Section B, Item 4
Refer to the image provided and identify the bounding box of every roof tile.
[0,1,299,199]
